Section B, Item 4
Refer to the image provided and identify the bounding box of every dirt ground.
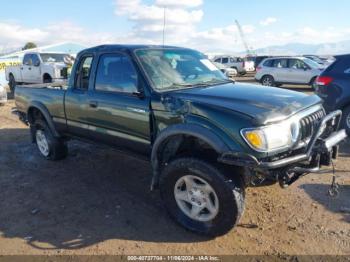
[0,81,349,256]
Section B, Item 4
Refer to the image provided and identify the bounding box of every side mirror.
[34,61,40,67]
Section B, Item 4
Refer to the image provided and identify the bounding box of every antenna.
[162,6,166,46]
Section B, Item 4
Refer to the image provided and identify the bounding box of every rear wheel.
[340,105,350,135]
[43,75,52,83]
[261,75,275,86]
[9,74,16,93]
[159,158,245,236]
[33,119,68,160]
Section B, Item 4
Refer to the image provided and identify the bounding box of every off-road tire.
[33,119,68,160]
[159,158,245,237]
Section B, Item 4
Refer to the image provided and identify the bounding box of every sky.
[0,0,350,54]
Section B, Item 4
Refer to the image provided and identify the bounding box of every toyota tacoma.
[13,45,347,236]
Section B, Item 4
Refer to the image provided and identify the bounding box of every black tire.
[261,75,275,86]
[33,119,68,160]
[159,158,245,236]
[9,74,16,93]
[340,105,350,136]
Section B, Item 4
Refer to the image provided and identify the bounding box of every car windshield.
[40,53,68,63]
[306,56,324,64]
[135,49,229,91]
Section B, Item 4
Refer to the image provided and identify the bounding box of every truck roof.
[79,44,193,54]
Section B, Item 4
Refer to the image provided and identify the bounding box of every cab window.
[221,57,229,64]
[23,54,32,66]
[31,54,40,66]
[75,56,93,90]
[95,53,138,94]
[289,59,308,70]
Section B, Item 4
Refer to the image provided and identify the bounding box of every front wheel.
[159,158,245,236]
[261,75,275,86]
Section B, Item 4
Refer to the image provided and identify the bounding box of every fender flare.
[27,101,60,138]
[150,123,230,190]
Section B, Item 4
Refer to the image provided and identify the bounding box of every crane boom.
[235,20,253,56]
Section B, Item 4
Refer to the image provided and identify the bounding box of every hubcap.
[262,77,272,86]
[174,175,219,222]
[36,130,49,157]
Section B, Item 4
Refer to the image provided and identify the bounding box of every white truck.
[213,55,255,75]
[5,52,70,92]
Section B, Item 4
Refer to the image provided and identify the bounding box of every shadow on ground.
[299,183,350,224]
[0,128,208,250]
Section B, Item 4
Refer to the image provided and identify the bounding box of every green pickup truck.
[14,45,347,236]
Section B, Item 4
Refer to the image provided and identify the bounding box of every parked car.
[13,45,347,236]
[5,52,70,92]
[303,55,331,66]
[255,57,325,87]
[0,84,7,105]
[213,62,237,78]
[213,56,255,75]
[315,54,350,134]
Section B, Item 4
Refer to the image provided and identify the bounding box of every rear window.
[327,57,350,74]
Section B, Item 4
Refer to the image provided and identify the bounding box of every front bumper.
[219,110,347,173]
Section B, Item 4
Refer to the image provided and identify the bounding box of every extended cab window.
[95,53,138,94]
[75,56,93,90]
[23,54,32,66]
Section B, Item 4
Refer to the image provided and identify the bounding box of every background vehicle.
[255,56,324,87]
[246,56,270,71]
[13,45,347,236]
[5,52,69,92]
[303,55,331,66]
[0,84,7,105]
[213,56,255,75]
[315,54,350,134]
[213,62,237,78]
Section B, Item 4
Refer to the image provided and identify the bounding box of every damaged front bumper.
[219,110,347,186]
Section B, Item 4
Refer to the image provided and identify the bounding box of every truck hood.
[167,82,322,125]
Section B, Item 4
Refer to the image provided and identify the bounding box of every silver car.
[255,57,324,88]
[0,84,7,105]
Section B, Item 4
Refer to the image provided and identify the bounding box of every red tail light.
[256,66,262,72]
[316,76,333,86]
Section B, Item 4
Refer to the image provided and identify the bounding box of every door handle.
[89,101,98,108]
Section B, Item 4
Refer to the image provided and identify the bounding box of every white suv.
[255,57,324,88]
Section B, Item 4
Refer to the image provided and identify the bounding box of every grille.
[299,109,325,140]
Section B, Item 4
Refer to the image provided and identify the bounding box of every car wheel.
[33,119,68,160]
[261,75,275,86]
[43,75,52,83]
[341,106,350,136]
[9,74,16,93]
[159,158,245,236]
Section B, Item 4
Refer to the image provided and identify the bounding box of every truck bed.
[15,83,67,121]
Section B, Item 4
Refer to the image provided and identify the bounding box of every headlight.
[241,119,300,152]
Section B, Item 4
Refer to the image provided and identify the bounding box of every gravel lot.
[0,79,349,256]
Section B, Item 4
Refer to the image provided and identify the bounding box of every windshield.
[40,53,68,63]
[306,56,324,64]
[135,49,229,91]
